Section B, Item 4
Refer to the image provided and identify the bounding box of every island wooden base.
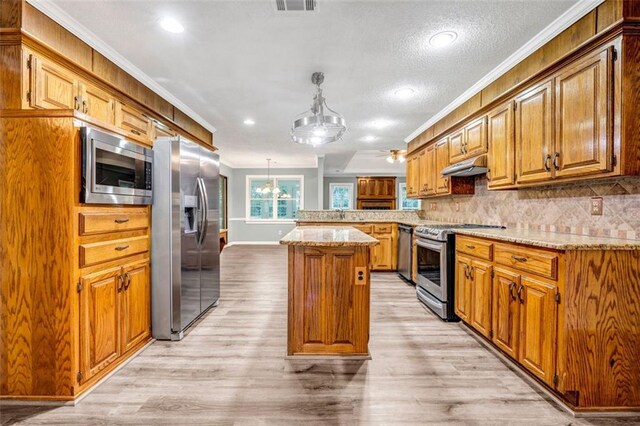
[287,245,371,356]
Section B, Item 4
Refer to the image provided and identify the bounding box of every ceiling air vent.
[275,0,317,12]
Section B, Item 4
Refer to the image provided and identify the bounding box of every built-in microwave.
[81,126,153,205]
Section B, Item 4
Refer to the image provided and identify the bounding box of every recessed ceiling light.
[159,17,184,34]
[429,31,457,47]
[243,118,255,125]
[394,88,415,99]
[371,119,392,129]
[363,135,376,142]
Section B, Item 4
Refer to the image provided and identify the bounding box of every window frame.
[329,183,354,210]
[399,182,420,210]
[245,175,305,223]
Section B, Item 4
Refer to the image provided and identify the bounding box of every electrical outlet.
[590,197,603,216]
[455,202,460,212]
[278,230,283,236]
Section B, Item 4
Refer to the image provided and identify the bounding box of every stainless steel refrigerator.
[151,136,220,340]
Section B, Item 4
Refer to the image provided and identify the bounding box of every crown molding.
[404,0,605,143]
[26,0,216,134]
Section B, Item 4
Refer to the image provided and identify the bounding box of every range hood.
[441,154,488,177]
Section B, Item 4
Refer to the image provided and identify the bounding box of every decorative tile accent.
[420,177,640,240]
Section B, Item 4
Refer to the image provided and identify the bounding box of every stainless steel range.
[414,223,504,321]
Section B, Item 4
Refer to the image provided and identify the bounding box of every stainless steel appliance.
[415,224,504,321]
[81,126,153,205]
[397,224,413,283]
[151,136,220,340]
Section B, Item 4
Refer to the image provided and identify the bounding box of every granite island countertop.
[280,226,379,247]
[455,228,640,251]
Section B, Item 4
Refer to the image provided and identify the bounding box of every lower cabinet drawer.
[494,243,558,280]
[79,211,149,235]
[353,224,373,234]
[373,224,393,233]
[456,236,493,260]
[80,236,149,267]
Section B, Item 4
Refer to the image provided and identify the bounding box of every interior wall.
[227,167,319,243]
[421,176,640,240]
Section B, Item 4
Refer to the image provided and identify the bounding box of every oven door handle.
[415,239,446,252]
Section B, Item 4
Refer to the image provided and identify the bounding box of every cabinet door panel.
[121,260,151,353]
[30,55,79,110]
[435,139,450,194]
[327,253,355,345]
[470,260,492,338]
[519,276,558,386]
[449,130,465,164]
[454,255,472,322]
[418,149,429,196]
[81,82,115,125]
[79,267,121,382]
[425,145,437,196]
[492,268,520,359]
[515,80,554,184]
[487,101,515,188]
[372,234,393,270]
[555,47,613,178]
[465,116,488,156]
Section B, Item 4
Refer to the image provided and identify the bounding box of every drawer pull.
[511,255,527,262]
[114,218,130,223]
[131,129,141,136]
[115,244,130,251]
[466,244,476,249]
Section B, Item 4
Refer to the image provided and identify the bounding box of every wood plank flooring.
[2,245,639,425]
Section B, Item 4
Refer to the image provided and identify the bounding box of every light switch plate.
[590,197,603,215]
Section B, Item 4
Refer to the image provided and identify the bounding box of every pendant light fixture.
[291,72,347,146]
[255,159,281,195]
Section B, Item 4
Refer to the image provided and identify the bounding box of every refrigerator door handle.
[196,177,206,246]
[199,177,209,245]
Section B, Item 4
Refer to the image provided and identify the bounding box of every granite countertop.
[455,228,640,251]
[280,226,379,247]
[296,218,443,227]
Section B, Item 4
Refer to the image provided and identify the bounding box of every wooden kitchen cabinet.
[448,129,466,164]
[492,268,520,359]
[27,53,81,110]
[79,267,122,383]
[454,255,472,322]
[120,259,151,354]
[80,82,116,125]
[419,145,436,197]
[469,259,492,339]
[406,153,420,198]
[464,116,488,157]
[518,276,558,386]
[554,46,613,179]
[435,139,450,194]
[515,79,554,184]
[487,101,516,188]
[115,101,155,146]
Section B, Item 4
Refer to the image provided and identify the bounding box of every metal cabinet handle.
[544,154,551,172]
[114,218,129,223]
[74,96,80,111]
[118,274,124,291]
[553,152,560,170]
[509,281,517,301]
[517,284,525,304]
[124,272,131,290]
[469,266,474,281]
[115,244,130,251]
[82,100,88,114]
[463,264,469,280]
[131,129,141,136]
[466,244,476,249]
[511,255,527,262]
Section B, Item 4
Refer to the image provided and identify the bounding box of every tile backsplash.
[421,176,640,240]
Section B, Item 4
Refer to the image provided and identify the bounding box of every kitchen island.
[280,227,378,357]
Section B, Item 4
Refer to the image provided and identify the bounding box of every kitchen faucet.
[336,209,346,220]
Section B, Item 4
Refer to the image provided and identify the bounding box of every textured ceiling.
[53,0,576,169]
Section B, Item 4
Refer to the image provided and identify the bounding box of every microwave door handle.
[199,178,209,245]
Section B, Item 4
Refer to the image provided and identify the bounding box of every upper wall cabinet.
[79,82,116,125]
[554,46,613,179]
[487,101,515,189]
[449,129,466,164]
[449,117,488,164]
[28,54,80,110]
[115,102,155,146]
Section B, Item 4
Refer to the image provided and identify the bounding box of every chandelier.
[386,150,406,163]
[255,159,280,195]
[291,72,346,146]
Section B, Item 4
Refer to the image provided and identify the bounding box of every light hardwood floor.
[2,245,639,425]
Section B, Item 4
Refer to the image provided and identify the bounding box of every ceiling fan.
[376,149,407,164]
